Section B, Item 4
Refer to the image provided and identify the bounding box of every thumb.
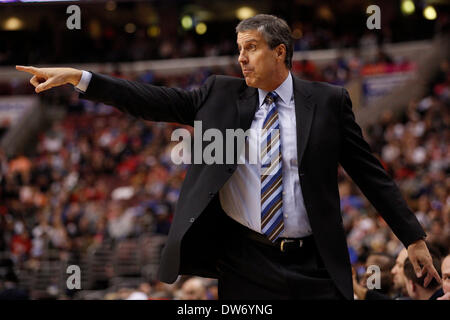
[35,78,55,93]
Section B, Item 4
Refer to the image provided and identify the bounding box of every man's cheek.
[444,281,450,292]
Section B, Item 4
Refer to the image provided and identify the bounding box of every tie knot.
[265,91,279,105]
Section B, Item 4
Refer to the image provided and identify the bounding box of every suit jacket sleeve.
[78,72,216,126]
[338,88,426,248]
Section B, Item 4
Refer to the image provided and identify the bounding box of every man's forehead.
[397,248,408,262]
[442,256,450,269]
[237,30,262,44]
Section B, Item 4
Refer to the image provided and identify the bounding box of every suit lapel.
[293,76,316,169]
[237,85,258,131]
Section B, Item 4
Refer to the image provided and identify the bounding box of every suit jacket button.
[208,192,215,198]
[227,167,235,173]
[189,217,195,223]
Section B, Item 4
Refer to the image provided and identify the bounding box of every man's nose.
[238,51,248,64]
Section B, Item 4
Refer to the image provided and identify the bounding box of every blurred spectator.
[438,254,450,300]
[403,254,443,300]
[353,248,407,300]
[0,269,29,300]
[206,280,219,300]
[148,280,176,300]
[361,253,395,296]
[10,222,31,264]
[391,248,410,299]
[126,282,152,300]
[179,277,207,300]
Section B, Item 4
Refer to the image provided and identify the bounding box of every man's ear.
[405,279,415,296]
[275,44,286,62]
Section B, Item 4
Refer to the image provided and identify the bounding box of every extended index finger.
[16,65,41,75]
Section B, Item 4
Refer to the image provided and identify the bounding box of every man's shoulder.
[204,74,247,93]
[212,74,246,87]
[292,75,344,98]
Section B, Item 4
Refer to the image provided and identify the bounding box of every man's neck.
[417,287,438,300]
[262,68,289,92]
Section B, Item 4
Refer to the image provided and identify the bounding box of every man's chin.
[244,77,257,88]
[393,283,403,291]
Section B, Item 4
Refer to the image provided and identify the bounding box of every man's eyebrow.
[237,39,258,46]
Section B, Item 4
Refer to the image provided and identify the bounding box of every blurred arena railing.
[1,233,167,299]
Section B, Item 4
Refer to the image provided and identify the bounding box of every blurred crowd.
[346,60,450,299]
[0,54,449,299]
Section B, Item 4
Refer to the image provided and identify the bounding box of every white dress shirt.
[75,70,92,92]
[75,71,312,237]
[219,72,312,238]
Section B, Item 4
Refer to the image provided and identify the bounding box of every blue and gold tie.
[261,91,284,242]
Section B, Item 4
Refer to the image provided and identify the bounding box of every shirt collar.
[258,72,293,108]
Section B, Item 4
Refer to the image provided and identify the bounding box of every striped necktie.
[260,91,284,242]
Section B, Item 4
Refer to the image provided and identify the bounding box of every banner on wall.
[362,62,417,104]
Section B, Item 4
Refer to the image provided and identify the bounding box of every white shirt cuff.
[74,70,92,93]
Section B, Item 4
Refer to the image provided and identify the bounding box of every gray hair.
[236,14,293,69]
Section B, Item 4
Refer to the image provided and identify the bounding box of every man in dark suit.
[16,14,440,300]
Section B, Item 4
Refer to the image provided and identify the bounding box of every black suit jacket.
[79,72,426,300]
